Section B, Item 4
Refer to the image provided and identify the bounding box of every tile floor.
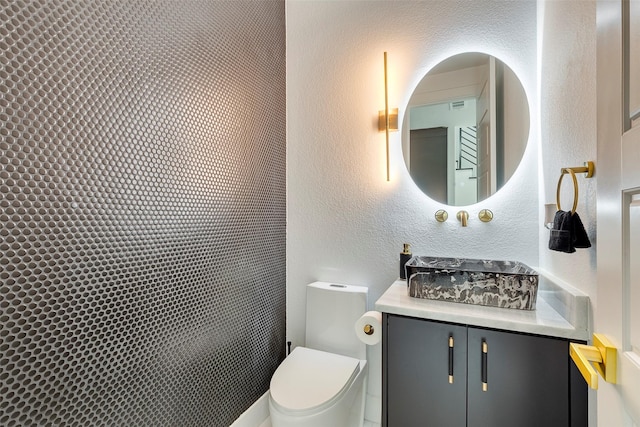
[259,419,380,427]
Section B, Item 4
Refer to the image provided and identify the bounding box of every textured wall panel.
[0,1,286,426]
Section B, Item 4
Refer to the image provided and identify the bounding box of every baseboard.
[230,391,270,427]
[364,392,381,424]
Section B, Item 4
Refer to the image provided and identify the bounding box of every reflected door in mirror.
[410,127,447,203]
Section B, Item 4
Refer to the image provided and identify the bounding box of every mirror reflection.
[402,53,530,206]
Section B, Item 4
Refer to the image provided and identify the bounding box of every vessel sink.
[405,256,538,310]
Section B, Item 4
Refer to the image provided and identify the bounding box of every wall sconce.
[379,52,398,181]
[378,108,398,132]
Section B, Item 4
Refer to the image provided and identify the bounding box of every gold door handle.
[569,333,617,389]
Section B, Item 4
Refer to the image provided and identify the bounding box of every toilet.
[269,281,368,427]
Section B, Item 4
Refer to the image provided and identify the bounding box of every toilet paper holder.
[355,311,382,345]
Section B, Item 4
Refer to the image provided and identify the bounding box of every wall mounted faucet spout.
[457,210,469,227]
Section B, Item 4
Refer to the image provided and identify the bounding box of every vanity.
[376,275,590,427]
[377,49,591,426]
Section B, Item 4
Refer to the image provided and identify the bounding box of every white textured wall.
[287,0,538,421]
[538,4,597,424]
[538,0,597,302]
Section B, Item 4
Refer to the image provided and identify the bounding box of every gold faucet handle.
[478,209,493,222]
[435,209,448,222]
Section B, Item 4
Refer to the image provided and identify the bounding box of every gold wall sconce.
[379,52,398,181]
[378,108,398,132]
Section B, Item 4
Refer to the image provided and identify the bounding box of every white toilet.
[269,281,368,427]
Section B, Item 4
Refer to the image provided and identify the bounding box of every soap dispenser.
[400,243,412,280]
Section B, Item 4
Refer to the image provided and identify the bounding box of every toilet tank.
[305,282,368,360]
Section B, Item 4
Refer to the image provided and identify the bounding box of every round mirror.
[402,53,530,206]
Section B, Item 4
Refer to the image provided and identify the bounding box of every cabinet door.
[385,315,467,427]
[467,328,569,427]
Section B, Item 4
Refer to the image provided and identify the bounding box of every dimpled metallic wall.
[0,1,286,425]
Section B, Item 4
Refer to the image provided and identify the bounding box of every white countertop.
[375,274,590,341]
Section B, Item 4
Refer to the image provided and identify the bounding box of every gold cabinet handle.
[448,335,454,384]
[569,333,617,390]
[481,340,488,392]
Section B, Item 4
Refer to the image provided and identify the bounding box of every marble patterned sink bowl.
[405,256,538,310]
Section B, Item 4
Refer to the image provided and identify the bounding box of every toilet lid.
[270,347,360,413]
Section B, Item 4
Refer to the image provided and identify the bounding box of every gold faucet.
[456,210,469,227]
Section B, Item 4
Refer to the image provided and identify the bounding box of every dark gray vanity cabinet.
[385,316,468,426]
[382,313,587,427]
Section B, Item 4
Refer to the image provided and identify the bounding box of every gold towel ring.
[556,168,579,214]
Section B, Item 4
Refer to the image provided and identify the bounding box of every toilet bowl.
[269,282,368,427]
[269,347,367,427]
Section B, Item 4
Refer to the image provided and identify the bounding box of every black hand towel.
[549,210,575,253]
[572,212,591,248]
[548,210,591,253]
